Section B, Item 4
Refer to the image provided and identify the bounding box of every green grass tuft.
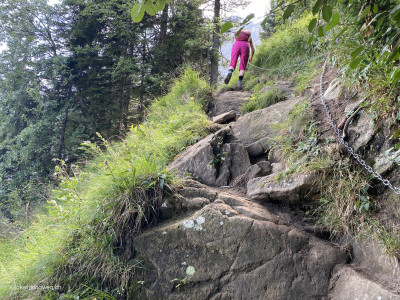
[240,87,286,113]
[0,68,213,299]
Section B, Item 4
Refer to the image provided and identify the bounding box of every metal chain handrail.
[319,58,400,195]
[248,54,325,72]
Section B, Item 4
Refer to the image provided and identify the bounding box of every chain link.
[319,58,400,195]
[248,54,325,72]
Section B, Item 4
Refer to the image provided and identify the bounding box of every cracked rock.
[169,127,250,187]
[247,173,317,202]
[132,191,348,300]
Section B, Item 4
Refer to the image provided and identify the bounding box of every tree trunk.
[159,4,169,48]
[57,107,69,160]
[210,0,221,87]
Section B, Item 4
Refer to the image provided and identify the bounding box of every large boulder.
[231,96,303,145]
[247,173,317,202]
[212,110,237,124]
[329,267,400,300]
[169,127,250,187]
[210,91,251,117]
[133,190,349,300]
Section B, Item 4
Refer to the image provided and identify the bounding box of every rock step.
[329,266,400,300]
[134,187,350,300]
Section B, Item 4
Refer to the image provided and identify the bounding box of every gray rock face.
[133,190,349,300]
[246,137,270,158]
[231,161,272,188]
[212,110,237,124]
[169,127,250,187]
[346,109,377,153]
[247,173,317,201]
[210,91,251,117]
[329,267,400,300]
[232,96,302,145]
[260,81,295,96]
[323,78,342,101]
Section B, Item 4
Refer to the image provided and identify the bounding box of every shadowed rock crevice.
[169,127,250,187]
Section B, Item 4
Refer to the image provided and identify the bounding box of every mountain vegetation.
[1,0,400,299]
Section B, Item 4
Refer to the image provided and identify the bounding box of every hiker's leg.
[225,43,240,84]
[229,42,240,70]
[237,43,250,87]
[238,43,250,73]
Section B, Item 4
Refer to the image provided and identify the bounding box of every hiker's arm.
[249,37,255,63]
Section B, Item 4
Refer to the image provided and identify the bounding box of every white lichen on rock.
[186,266,196,276]
[182,216,206,231]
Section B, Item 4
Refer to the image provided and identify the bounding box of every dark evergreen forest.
[0,0,210,218]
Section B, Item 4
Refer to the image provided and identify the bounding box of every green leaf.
[241,13,255,25]
[322,5,333,22]
[312,0,323,15]
[349,56,363,69]
[359,5,371,20]
[318,26,324,37]
[308,18,317,33]
[145,1,157,16]
[334,26,348,41]
[373,4,378,14]
[235,26,244,37]
[375,16,386,31]
[221,21,233,34]
[307,36,314,45]
[155,0,166,11]
[261,17,268,27]
[131,3,143,23]
[351,46,365,59]
[387,49,400,62]
[326,12,340,31]
[283,4,295,20]
[391,67,400,83]
[390,4,400,16]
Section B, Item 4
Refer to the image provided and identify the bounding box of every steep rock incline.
[169,127,251,187]
[133,181,349,300]
[231,95,301,145]
[162,85,400,299]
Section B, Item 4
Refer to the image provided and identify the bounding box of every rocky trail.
[133,78,400,299]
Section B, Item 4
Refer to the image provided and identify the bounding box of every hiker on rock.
[224,29,255,87]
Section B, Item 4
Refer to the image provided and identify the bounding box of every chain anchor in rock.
[337,99,370,140]
[319,58,400,195]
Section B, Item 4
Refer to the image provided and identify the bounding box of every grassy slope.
[2,8,400,300]
[0,69,213,299]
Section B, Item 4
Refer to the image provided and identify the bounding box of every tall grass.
[0,68,213,299]
[253,13,315,73]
